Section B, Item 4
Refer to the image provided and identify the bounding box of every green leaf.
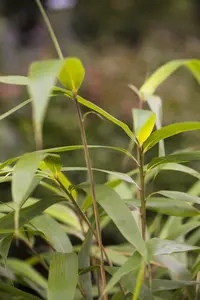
[48,252,78,300]
[6,258,47,289]
[0,282,41,300]
[90,185,146,257]
[61,166,137,185]
[156,163,200,180]
[44,144,137,164]
[133,109,156,146]
[144,122,200,152]
[0,99,31,121]
[146,95,165,156]
[78,231,93,300]
[133,262,145,300]
[140,59,200,96]
[28,60,64,143]
[57,171,77,200]
[165,220,200,240]
[40,154,62,175]
[0,197,59,239]
[12,152,47,205]
[150,279,199,292]
[58,88,135,140]
[0,234,13,260]
[58,58,85,92]
[126,198,200,217]
[148,151,200,169]
[31,214,73,253]
[106,267,153,300]
[147,238,200,258]
[105,252,141,295]
[45,203,81,231]
[153,254,192,281]
[0,75,29,85]
[153,190,200,205]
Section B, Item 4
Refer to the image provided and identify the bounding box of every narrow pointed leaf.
[154,190,200,205]
[105,252,141,294]
[0,234,13,260]
[148,151,200,169]
[44,144,137,164]
[0,75,29,85]
[6,258,47,289]
[144,122,200,152]
[12,152,47,205]
[126,198,200,217]
[78,231,93,300]
[61,166,137,185]
[89,185,146,257]
[147,238,200,258]
[58,57,85,92]
[48,252,78,300]
[57,88,135,140]
[146,95,165,156]
[133,109,156,146]
[0,282,41,300]
[0,197,59,239]
[140,59,200,96]
[31,214,73,253]
[28,60,64,141]
[151,279,199,292]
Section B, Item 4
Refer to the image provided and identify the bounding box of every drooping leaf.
[0,75,29,85]
[6,258,47,289]
[0,197,59,239]
[61,166,137,185]
[48,252,78,300]
[28,59,64,143]
[44,203,81,231]
[156,162,200,180]
[78,231,93,300]
[126,198,200,217]
[0,282,41,300]
[43,144,137,164]
[133,109,156,146]
[148,151,200,170]
[150,279,199,292]
[86,185,146,257]
[140,59,200,96]
[153,190,200,205]
[147,238,200,258]
[31,214,73,253]
[58,57,85,92]
[144,123,200,152]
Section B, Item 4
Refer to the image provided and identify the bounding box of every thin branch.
[35,0,63,60]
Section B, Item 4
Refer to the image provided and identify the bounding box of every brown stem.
[59,91,107,298]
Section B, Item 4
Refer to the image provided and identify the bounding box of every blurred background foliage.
[1,0,200,243]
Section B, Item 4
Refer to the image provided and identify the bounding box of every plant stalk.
[138,146,146,240]
[35,1,107,298]
[72,93,107,299]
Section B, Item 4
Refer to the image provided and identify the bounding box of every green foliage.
[1,3,200,300]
